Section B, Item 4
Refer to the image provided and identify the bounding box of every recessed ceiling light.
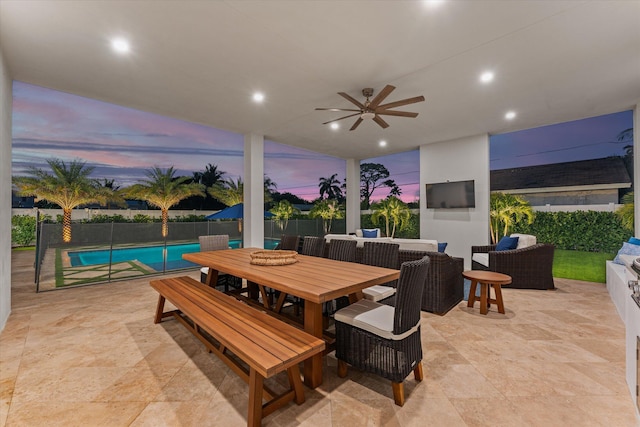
[379,140,387,147]
[505,111,517,120]
[424,0,445,7]
[480,71,494,84]
[111,38,130,54]
[330,123,339,130]
[252,92,265,103]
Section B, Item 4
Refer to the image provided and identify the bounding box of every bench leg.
[287,364,305,405]
[154,295,166,324]
[248,368,264,427]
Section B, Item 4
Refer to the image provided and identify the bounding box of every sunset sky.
[11,82,631,203]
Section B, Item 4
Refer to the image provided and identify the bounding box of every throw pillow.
[438,242,447,253]
[362,229,378,238]
[613,241,640,264]
[628,237,640,246]
[495,236,519,251]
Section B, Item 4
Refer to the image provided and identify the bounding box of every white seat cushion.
[334,299,419,340]
[200,267,209,274]
[472,253,489,267]
[362,285,396,302]
[510,233,536,249]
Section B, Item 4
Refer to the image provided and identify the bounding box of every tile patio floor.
[1,250,638,426]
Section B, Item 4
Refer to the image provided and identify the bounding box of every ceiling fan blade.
[368,85,395,109]
[373,115,390,129]
[322,112,361,125]
[315,107,361,112]
[350,117,364,131]
[377,95,425,110]
[376,110,419,118]
[338,92,365,109]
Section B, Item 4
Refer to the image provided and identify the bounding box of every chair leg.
[413,362,423,382]
[392,381,405,406]
[337,359,348,378]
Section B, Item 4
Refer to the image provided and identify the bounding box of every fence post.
[107,221,114,282]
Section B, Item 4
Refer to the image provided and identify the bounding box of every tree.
[616,191,634,232]
[360,163,400,209]
[121,167,205,237]
[209,177,244,207]
[270,200,300,231]
[209,176,278,206]
[309,199,344,234]
[370,196,411,238]
[13,158,118,243]
[318,173,343,200]
[489,192,535,244]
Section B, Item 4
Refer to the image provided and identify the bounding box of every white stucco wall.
[420,134,490,269]
[0,49,12,331]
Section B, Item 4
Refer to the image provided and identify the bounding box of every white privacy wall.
[420,134,490,269]
[0,48,12,331]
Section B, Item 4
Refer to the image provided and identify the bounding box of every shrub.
[11,215,37,246]
[512,210,630,253]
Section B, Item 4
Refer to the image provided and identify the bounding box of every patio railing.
[34,218,344,292]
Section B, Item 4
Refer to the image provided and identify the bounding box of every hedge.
[512,211,630,253]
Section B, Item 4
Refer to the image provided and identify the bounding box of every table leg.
[479,283,488,315]
[467,280,478,307]
[303,301,324,388]
[493,284,505,314]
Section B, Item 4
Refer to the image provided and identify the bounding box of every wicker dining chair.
[335,256,430,406]
[198,235,239,292]
[361,241,399,302]
[300,236,325,257]
[275,234,301,251]
[327,239,357,262]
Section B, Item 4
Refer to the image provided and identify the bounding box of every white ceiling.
[1,0,639,160]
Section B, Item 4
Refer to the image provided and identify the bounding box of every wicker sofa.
[320,244,463,314]
[471,242,555,290]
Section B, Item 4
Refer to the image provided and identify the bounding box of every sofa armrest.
[472,244,496,254]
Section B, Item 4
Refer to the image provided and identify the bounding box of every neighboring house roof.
[491,157,631,191]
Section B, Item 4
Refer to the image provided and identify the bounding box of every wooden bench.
[150,276,325,427]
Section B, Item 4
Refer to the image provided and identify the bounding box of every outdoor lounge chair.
[335,256,430,406]
[471,235,555,290]
[198,235,239,292]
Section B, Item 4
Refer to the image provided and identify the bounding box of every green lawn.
[553,249,615,283]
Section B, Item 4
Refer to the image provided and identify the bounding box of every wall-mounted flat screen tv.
[426,180,475,209]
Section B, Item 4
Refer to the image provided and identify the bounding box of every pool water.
[67,239,279,271]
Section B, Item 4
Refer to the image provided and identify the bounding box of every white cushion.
[392,238,438,252]
[510,233,536,249]
[353,236,393,247]
[354,229,363,237]
[472,253,489,267]
[200,267,209,274]
[324,234,356,243]
[335,299,420,340]
[362,285,396,302]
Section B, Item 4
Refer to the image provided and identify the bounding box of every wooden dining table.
[183,247,400,388]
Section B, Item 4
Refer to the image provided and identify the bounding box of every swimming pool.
[67,239,279,271]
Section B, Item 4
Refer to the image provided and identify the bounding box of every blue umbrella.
[205,203,274,220]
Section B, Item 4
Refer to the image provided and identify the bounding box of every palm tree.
[370,196,411,238]
[616,191,634,231]
[121,167,205,237]
[318,174,343,200]
[13,158,118,243]
[208,177,244,206]
[489,192,535,244]
[309,199,344,234]
[269,200,300,231]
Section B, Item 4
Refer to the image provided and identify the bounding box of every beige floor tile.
[2,252,638,426]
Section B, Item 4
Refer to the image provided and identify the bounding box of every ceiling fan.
[316,85,425,131]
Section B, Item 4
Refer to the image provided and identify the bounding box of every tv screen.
[426,180,475,209]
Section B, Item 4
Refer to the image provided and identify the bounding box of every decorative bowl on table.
[250,250,298,266]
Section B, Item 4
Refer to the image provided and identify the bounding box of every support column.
[634,104,640,236]
[244,134,265,249]
[346,159,360,234]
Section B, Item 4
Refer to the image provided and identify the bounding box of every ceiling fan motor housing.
[362,88,374,98]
